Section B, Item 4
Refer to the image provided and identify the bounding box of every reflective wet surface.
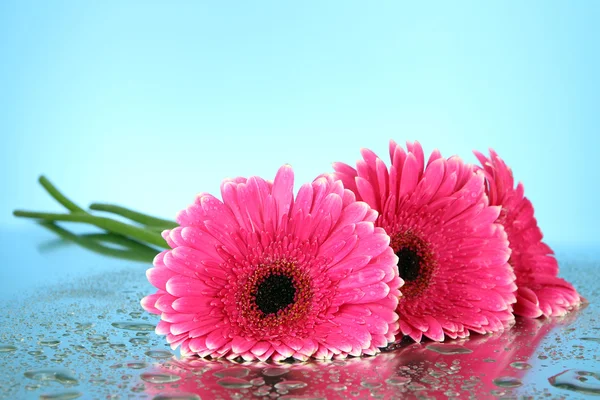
[1,227,598,399]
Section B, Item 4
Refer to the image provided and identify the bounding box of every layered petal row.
[142,165,402,361]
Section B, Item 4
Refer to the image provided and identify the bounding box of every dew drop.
[140,372,181,384]
[262,367,289,377]
[250,377,265,386]
[493,376,523,388]
[24,369,78,385]
[217,377,253,389]
[327,383,347,391]
[386,376,411,386]
[213,366,250,378]
[39,391,83,400]
[145,349,173,359]
[510,361,532,370]
[580,337,600,343]
[126,361,148,369]
[75,322,94,330]
[152,394,201,400]
[87,334,108,343]
[360,379,382,389]
[112,322,155,331]
[425,344,473,355]
[278,396,326,400]
[548,369,600,395]
[129,337,150,345]
[38,340,61,347]
[274,380,308,390]
[0,345,17,353]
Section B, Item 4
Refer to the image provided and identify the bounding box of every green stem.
[13,210,169,249]
[38,176,87,213]
[39,222,159,262]
[89,203,177,229]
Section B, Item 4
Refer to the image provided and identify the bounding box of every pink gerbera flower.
[474,150,581,318]
[141,165,402,361]
[333,141,517,342]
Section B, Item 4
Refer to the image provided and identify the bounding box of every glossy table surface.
[0,226,598,399]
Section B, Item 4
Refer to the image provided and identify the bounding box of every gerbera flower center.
[235,258,316,337]
[396,247,421,282]
[254,273,297,315]
[390,230,436,298]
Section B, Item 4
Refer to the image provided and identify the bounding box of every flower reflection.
[141,312,580,399]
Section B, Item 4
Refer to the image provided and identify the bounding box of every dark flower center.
[387,229,436,298]
[254,273,296,315]
[396,247,421,282]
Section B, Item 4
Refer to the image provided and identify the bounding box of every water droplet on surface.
[152,394,201,400]
[548,369,600,395]
[580,337,600,343]
[510,361,532,370]
[327,383,347,391]
[426,344,473,355]
[24,369,78,385]
[262,367,289,377]
[213,366,250,378]
[361,379,382,388]
[140,372,181,384]
[111,322,155,331]
[278,397,325,400]
[39,391,83,400]
[274,380,308,390]
[129,337,150,345]
[250,377,266,386]
[87,334,108,343]
[217,377,253,389]
[75,322,94,330]
[38,340,61,347]
[386,376,411,386]
[493,376,523,388]
[0,344,17,353]
[145,349,173,359]
[126,361,147,369]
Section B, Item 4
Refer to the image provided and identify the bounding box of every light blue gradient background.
[2,2,599,246]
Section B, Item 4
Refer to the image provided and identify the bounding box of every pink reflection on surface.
[142,312,580,399]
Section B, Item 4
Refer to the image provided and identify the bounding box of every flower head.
[474,150,581,318]
[141,165,402,361]
[333,141,516,342]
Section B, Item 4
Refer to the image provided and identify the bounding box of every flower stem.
[39,222,159,262]
[13,210,169,249]
[38,176,87,213]
[89,203,178,229]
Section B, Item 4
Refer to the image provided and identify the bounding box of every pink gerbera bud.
[474,149,581,318]
[141,165,402,361]
[333,140,517,342]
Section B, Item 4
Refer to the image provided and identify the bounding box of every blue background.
[2,1,599,246]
